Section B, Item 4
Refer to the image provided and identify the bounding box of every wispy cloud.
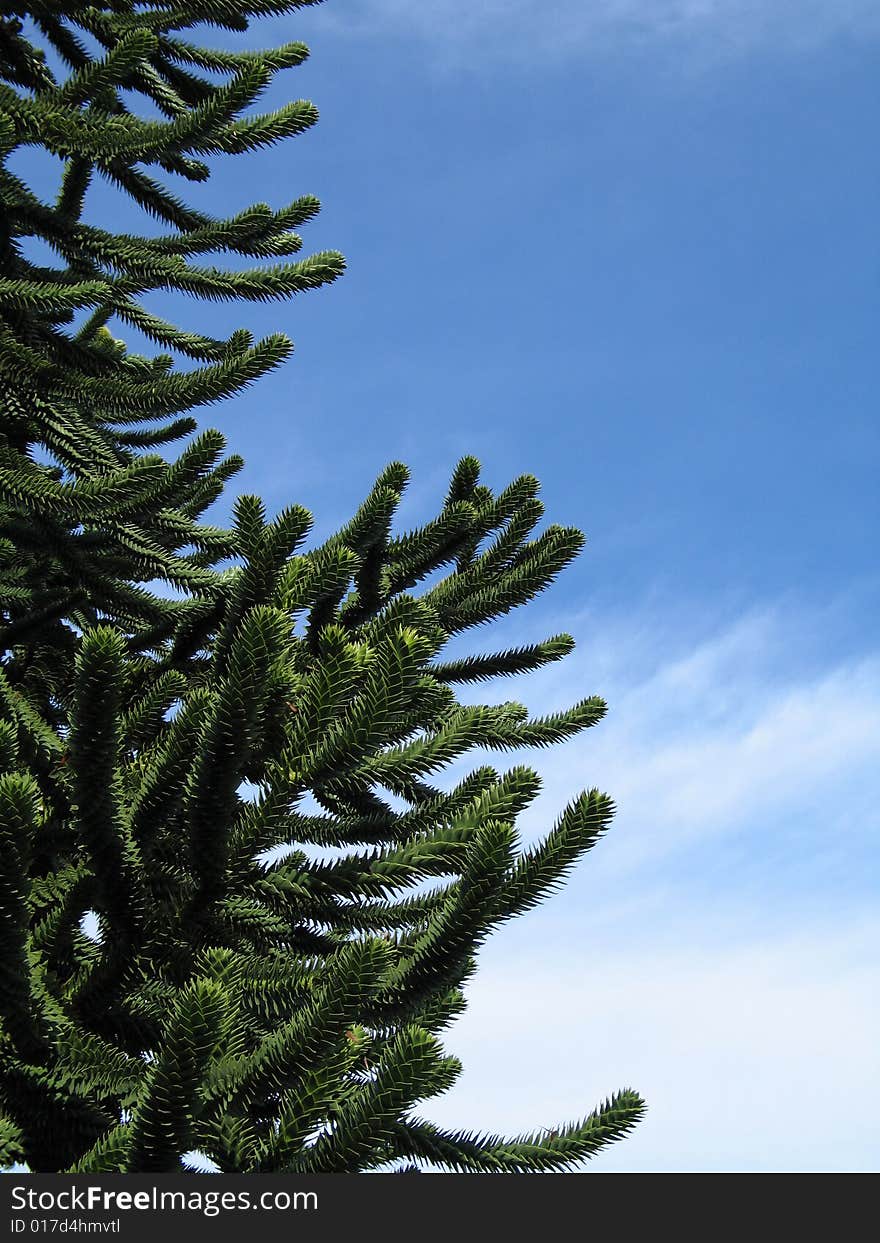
[425,918,880,1171]
[416,599,879,1169]
[448,603,880,883]
[309,0,880,68]
[530,611,879,876]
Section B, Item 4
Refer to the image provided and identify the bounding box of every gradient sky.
[15,0,880,1171]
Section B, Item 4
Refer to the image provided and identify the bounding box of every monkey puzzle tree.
[0,2,645,1172]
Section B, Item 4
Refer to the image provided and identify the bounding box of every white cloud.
[424,918,880,1171]
[413,601,880,1170]
[515,607,880,876]
[310,0,880,67]
[443,603,880,885]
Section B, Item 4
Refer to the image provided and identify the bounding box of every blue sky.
[195,2,877,1171]
[16,0,880,1170]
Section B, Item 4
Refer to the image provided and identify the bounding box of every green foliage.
[1,0,341,649]
[0,1,343,416]
[1,457,644,1172]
